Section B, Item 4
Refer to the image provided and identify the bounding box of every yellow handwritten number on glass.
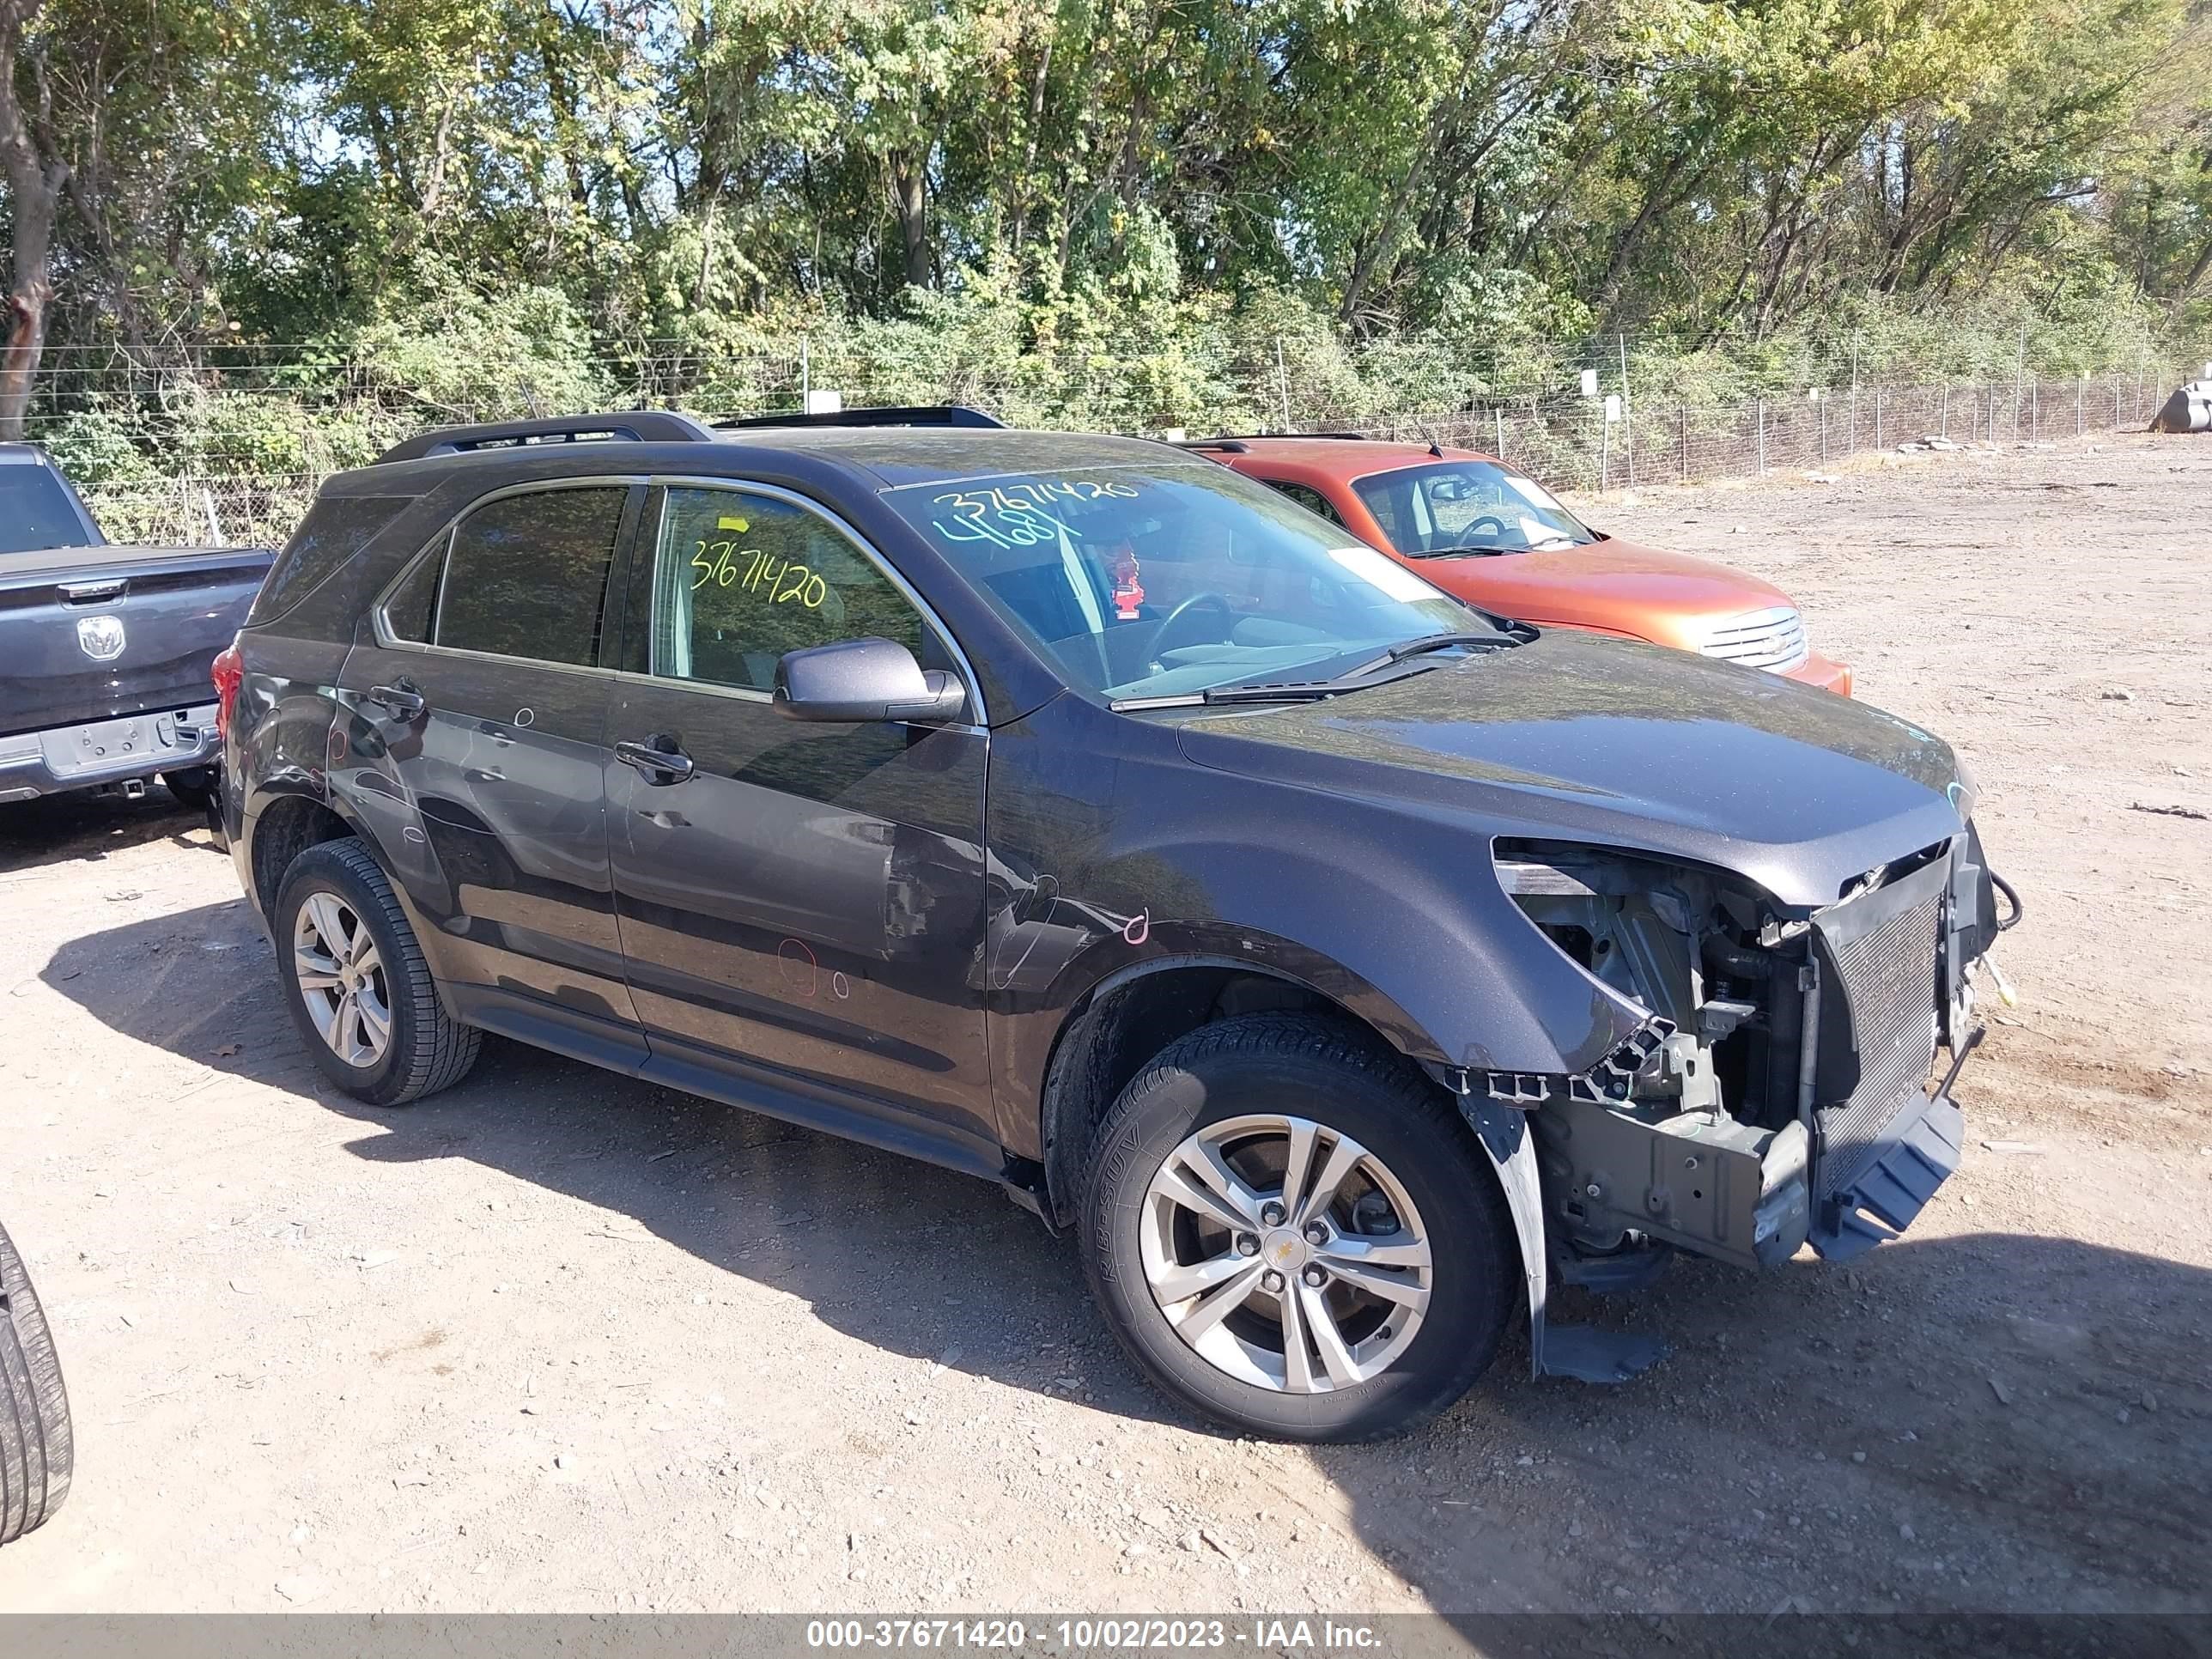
[693,542,824,607]
[690,539,746,590]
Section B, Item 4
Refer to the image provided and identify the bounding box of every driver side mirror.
[773,637,969,726]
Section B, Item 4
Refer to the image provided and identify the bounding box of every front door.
[603,481,993,1143]
[338,481,641,1030]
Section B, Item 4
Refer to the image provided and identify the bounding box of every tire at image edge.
[1079,1013,1518,1442]
[0,1221,71,1547]
[272,836,481,1107]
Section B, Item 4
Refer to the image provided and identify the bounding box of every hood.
[1170,631,1966,909]
[1407,537,1791,647]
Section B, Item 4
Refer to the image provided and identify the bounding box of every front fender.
[981,826,1647,1127]
[979,701,1651,1154]
[1119,830,1647,1077]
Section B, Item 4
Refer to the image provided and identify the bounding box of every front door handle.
[368,681,425,721]
[615,736,695,786]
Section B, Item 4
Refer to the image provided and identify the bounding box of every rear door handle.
[615,737,695,786]
[368,682,425,721]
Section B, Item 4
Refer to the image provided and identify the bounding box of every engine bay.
[1491,835,1993,1273]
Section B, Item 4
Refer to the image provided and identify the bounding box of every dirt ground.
[0,432,2205,1619]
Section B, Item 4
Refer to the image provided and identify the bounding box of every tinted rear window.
[434,487,627,666]
[246,493,416,626]
[0,464,94,554]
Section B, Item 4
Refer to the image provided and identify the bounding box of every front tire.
[0,1221,71,1547]
[1081,1014,1516,1442]
[274,837,480,1106]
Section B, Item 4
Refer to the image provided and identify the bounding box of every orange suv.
[1193,435,1851,695]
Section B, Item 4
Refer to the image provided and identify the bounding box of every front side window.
[433,487,628,665]
[1352,461,1595,556]
[650,486,931,692]
[882,461,1491,701]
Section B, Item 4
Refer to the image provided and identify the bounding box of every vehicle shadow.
[0,788,216,872]
[39,898,2212,1617]
[37,896,1164,1425]
[1316,1231,2212,1617]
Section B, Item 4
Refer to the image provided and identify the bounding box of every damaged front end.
[1481,826,2001,1323]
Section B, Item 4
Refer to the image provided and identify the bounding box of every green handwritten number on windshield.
[692,538,826,607]
[924,478,1142,550]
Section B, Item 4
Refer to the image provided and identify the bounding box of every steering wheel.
[1452,514,1508,548]
[1150,592,1238,660]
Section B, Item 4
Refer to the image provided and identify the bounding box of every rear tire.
[0,1221,71,1547]
[274,837,480,1106]
[1080,1013,1516,1443]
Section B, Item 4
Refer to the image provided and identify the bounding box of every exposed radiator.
[1816,890,1942,1201]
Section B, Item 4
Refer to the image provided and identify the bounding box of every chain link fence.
[59,370,2193,549]
[1354,374,2179,495]
[79,474,322,549]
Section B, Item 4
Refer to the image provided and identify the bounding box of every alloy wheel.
[292,890,392,1068]
[1139,1113,1432,1393]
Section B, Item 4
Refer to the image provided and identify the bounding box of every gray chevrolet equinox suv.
[221,406,2011,1441]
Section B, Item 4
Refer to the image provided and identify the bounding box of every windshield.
[1352,459,1595,556]
[0,463,95,555]
[884,461,1495,701]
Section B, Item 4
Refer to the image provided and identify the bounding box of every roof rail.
[1191,430,1372,444]
[375,410,718,466]
[716,404,1007,431]
[1173,438,1250,453]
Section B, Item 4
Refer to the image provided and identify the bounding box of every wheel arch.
[1032,951,1449,1228]
[1027,951,1562,1382]
[245,788,361,921]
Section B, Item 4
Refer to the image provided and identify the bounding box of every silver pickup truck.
[0,444,271,810]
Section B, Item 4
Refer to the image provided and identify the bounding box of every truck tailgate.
[0,544,274,737]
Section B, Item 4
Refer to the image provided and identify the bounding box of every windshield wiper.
[1412,535,1589,557]
[1109,633,1515,711]
[1200,679,1350,704]
[1111,656,1455,711]
[1340,630,1509,677]
[1110,679,1348,711]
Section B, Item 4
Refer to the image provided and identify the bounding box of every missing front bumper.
[1802,849,1977,1259]
[1547,1095,1812,1271]
[1808,1083,1967,1261]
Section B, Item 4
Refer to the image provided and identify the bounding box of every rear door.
[339,480,643,1034]
[602,480,994,1146]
